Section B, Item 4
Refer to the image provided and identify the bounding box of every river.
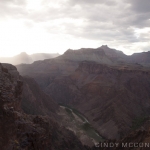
[59,104,103,143]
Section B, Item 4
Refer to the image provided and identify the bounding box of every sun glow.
[0,19,100,57]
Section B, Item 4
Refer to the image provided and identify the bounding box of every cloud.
[126,0,150,13]
[68,0,117,6]
[0,0,150,55]
[0,0,27,19]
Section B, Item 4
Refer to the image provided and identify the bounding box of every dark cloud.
[32,0,150,50]
[123,0,150,27]
[126,0,150,13]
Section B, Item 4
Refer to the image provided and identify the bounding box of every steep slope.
[44,61,150,140]
[0,52,59,65]
[96,118,150,150]
[22,76,59,117]
[17,59,79,89]
[2,63,59,117]
[0,63,91,150]
[128,51,150,66]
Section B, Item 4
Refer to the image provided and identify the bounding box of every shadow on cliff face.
[0,63,92,150]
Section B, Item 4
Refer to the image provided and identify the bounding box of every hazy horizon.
[0,0,150,57]
[0,51,60,58]
[1,45,150,59]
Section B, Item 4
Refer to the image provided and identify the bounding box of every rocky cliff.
[95,118,150,150]
[28,61,150,140]
[22,76,58,117]
[0,63,91,150]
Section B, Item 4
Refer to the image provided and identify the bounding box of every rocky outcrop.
[2,63,59,117]
[0,63,23,112]
[0,63,91,150]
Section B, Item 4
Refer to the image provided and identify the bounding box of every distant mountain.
[0,52,59,65]
[57,45,150,66]
[57,45,127,65]
[31,53,60,61]
[16,45,150,140]
[128,51,150,66]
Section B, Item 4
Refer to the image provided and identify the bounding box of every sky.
[0,0,150,57]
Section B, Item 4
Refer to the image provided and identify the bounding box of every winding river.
[60,104,103,143]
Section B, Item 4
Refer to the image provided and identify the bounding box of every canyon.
[1,45,150,149]
[16,46,150,140]
[0,63,92,150]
